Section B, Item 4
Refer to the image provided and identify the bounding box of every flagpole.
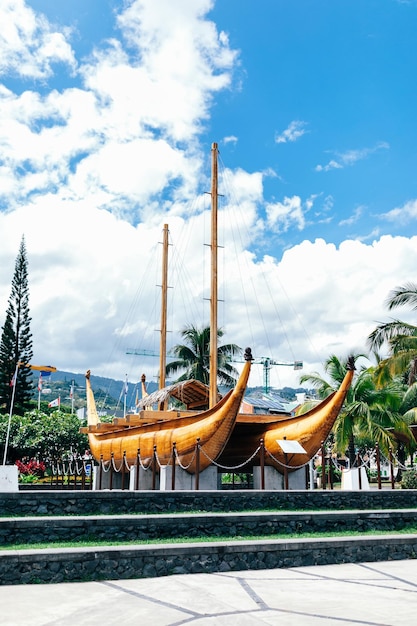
[3,362,19,465]
[70,380,74,415]
[37,374,42,410]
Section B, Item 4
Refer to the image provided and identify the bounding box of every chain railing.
[72,439,409,492]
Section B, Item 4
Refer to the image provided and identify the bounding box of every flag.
[48,397,60,408]
[38,374,42,392]
[124,376,128,395]
[70,383,74,399]
[20,363,57,373]
[10,372,16,387]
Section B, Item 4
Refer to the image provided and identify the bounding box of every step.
[1,509,417,546]
[1,534,416,585]
[1,488,416,517]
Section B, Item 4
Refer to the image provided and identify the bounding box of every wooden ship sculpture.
[82,144,355,479]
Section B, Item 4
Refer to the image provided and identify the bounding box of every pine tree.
[0,236,33,415]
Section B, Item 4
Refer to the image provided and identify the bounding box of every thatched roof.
[136,379,220,410]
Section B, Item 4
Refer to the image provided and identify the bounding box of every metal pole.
[321,441,326,490]
[152,446,157,490]
[260,438,265,490]
[171,443,176,491]
[135,449,140,491]
[375,443,382,490]
[195,438,200,491]
[389,448,395,490]
[2,362,19,465]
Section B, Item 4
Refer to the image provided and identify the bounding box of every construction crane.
[229,356,303,394]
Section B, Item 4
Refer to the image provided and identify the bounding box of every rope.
[174,446,197,471]
[199,445,262,471]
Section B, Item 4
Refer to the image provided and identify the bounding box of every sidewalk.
[1,559,416,625]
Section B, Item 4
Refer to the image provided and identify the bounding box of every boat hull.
[218,365,355,474]
[85,353,253,474]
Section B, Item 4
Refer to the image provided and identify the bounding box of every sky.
[1,0,417,393]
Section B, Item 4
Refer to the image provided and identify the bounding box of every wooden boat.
[82,143,253,474]
[217,356,356,473]
[82,142,355,478]
[83,348,253,472]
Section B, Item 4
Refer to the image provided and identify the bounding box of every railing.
[48,456,94,490]
[86,439,407,492]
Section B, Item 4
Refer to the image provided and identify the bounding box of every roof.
[243,392,292,413]
[136,379,217,410]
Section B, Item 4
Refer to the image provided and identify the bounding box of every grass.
[2,526,417,551]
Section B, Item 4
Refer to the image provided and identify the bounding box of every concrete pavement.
[1,559,416,625]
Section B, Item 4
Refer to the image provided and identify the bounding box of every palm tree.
[368,282,417,386]
[300,354,414,465]
[165,324,241,387]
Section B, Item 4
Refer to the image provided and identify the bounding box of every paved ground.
[1,559,416,625]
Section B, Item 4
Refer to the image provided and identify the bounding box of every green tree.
[300,354,413,465]
[0,237,33,415]
[0,409,88,463]
[368,282,417,386]
[166,324,241,387]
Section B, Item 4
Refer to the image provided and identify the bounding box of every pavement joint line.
[101,580,199,617]
[358,562,417,589]
[236,575,269,610]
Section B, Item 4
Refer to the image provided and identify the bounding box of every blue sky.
[1,0,417,391]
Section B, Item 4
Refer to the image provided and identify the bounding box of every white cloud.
[315,142,389,172]
[339,205,364,226]
[0,0,76,79]
[380,199,417,224]
[265,196,306,233]
[275,120,308,144]
[0,1,416,396]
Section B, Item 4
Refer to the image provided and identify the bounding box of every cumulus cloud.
[0,0,76,78]
[0,1,415,395]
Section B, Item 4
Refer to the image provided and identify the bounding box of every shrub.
[401,469,417,489]
[15,459,45,477]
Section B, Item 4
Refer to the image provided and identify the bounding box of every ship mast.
[159,223,169,393]
[209,142,219,408]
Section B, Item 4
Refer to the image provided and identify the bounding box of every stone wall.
[1,488,417,517]
[1,535,417,585]
[1,509,417,546]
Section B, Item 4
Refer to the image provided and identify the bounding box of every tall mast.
[159,223,169,392]
[209,142,218,408]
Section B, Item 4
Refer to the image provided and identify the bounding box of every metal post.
[284,453,289,490]
[195,438,200,491]
[357,453,362,490]
[152,446,157,490]
[321,441,326,489]
[328,456,333,490]
[121,451,126,490]
[260,438,265,490]
[109,453,114,491]
[375,443,382,490]
[135,449,140,491]
[389,447,395,490]
[171,443,176,491]
[99,455,103,490]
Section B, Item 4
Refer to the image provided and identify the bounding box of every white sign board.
[276,439,307,454]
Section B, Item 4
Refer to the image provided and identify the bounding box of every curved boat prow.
[218,355,356,473]
[85,370,100,427]
[83,347,253,472]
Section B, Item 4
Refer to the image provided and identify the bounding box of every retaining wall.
[1,509,417,546]
[1,535,416,585]
[2,488,417,517]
